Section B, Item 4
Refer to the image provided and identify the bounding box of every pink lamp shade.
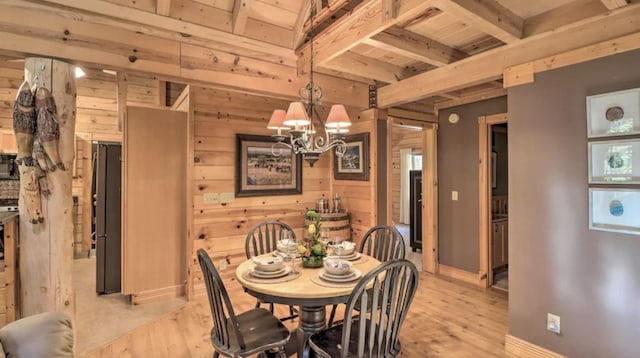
[283,102,311,127]
[325,104,351,130]
[267,109,289,129]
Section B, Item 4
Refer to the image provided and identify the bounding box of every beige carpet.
[73,258,187,355]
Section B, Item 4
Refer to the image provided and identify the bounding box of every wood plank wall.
[0,58,160,258]
[331,109,378,246]
[188,85,335,295]
[391,129,423,224]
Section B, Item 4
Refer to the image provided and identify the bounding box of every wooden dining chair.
[244,221,298,321]
[197,249,290,358]
[309,259,419,358]
[327,225,407,327]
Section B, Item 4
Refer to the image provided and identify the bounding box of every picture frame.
[588,138,640,184]
[334,133,370,181]
[589,188,640,235]
[235,134,302,197]
[586,87,640,138]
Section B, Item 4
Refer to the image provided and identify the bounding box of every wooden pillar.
[21,58,76,318]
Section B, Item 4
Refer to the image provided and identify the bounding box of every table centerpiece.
[298,210,327,268]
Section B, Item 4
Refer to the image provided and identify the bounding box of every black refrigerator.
[94,143,122,294]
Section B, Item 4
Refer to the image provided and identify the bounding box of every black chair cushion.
[212,308,290,356]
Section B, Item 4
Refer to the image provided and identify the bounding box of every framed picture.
[589,188,640,235]
[491,151,497,189]
[586,87,640,138]
[334,133,369,181]
[235,134,302,197]
[588,138,640,184]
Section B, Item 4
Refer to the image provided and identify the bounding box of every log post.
[21,58,76,319]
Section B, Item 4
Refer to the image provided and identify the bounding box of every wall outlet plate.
[547,313,561,334]
[220,192,235,204]
[452,191,459,201]
[203,193,219,204]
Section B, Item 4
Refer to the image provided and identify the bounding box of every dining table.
[236,253,381,358]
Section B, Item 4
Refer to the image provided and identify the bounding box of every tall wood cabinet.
[491,220,508,269]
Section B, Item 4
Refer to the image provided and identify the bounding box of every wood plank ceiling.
[0,0,638,113]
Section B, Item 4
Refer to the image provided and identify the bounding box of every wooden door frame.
[385,117,438,273]
[478,113,508,288]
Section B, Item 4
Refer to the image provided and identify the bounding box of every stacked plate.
[318,267,362,283]
[251,265,292,279]
[334,252,361,261]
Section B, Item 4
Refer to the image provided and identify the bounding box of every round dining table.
[236,254,381,357]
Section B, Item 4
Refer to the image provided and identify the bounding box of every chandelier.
[266,0,351,167]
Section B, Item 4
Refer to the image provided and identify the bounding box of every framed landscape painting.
[235,134,302,197]
[334,133,369,181]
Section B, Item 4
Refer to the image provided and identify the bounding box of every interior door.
[410,170,423,251]
[122,106,187,297]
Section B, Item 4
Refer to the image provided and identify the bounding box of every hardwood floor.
[82,273,513,358]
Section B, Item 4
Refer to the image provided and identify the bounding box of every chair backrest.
[340,260,419,358]
[245,221,295,258]
[359,226,406,261]
[197,249,246,351]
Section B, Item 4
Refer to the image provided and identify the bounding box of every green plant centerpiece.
[298,210,327,268]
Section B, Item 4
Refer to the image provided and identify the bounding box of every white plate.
[319,268,361,283]
[323,270,356,280]
[250,266,291,279]
[335,252,361,261]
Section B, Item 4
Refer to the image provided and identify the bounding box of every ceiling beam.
[324,51,411,83]
[0,1,369,109]
[302,0,350,35]
[36,0,295,64]
[363,26,468,67]
[232,0,253,34]
[297,0,436,72]
[291,0,311,48]
[524,0,608,37]
[156,0,171,16]
[432,0,523,43]
[378,2,640,107]
[600,0,630,10]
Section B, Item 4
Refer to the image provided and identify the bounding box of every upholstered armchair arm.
[0,312,74,358]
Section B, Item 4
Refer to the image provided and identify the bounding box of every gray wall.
[437,97,507,272]
[509,49,640,357]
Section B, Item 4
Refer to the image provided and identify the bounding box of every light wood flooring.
[82,273,514,358]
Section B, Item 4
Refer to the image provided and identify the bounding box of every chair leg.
[213,351,220,358]
[255,299,261,309]
[277,346,287,358]
[327,304,337,327]
[269,302,274,313]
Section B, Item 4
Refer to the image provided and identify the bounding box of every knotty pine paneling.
[331,110,378,246]
[189,85,332,295]
[391,128,423,224]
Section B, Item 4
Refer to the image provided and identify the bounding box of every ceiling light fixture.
[74,67,86,79]
[267,0,351,167]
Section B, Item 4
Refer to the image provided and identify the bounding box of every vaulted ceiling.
[1,0,639,114]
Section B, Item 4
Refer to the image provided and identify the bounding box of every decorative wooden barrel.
[315,212,351,242]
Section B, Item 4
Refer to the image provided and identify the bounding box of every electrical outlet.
[547,313,561,334]
[203,193,219,204]
[452,191,459,201]
[219,259,228,271]
[220,192,235,203]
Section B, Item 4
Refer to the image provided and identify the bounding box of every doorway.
[478,113,509,289]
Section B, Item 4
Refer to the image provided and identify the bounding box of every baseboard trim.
[437,264,484,287]
[505,334,566,358]
[131,284,185,305]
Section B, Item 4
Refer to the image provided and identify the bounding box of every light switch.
[220,192,235,203]
[203,193,219,204]
[452,191,458,201]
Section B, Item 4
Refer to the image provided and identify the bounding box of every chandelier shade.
[283,102,311,127]
[325,104,352,129]
[267,109,288,130]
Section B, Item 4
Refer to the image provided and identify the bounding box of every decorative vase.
[302,255,325,268]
